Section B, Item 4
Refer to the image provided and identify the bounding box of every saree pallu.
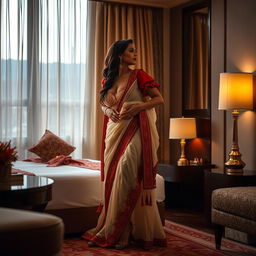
[82,70,167,249]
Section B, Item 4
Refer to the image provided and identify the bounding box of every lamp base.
[225,168,244,175]
[177,157,189,166]
[224,150,245,175]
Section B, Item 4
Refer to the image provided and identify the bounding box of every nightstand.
[158,164,214,211]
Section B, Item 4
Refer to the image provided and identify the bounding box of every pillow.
[28,129,76,162]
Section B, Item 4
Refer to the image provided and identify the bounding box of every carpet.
[62,220,256,256]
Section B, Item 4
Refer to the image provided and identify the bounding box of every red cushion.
[28,130,76,162]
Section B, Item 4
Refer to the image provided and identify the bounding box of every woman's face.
[120,43,137,65]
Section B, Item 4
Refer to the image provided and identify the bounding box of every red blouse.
[137,69,160,96]
[101,69,159,96]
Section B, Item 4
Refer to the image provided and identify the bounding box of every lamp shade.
[219,73,253,110]
[169,118,197,139]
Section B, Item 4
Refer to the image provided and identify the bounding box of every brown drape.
[102,2,155,75]
[186,13,208,110]
[85,1,165,162]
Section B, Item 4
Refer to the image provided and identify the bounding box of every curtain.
[152,8,165,163]
[0,0,165,162]
[0,0,28,157]
[88,2,164,160]
[103,3,155,75]
[29,0,88,159]
[186,13,208,110]
[0,0,91,159]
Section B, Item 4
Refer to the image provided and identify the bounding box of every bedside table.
[158,164,215,210]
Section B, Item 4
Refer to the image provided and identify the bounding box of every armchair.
[211,186,256,249]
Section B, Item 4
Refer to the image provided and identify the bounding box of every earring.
[120,58,123,64]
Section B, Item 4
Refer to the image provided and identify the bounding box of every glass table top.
[0,175,54,191]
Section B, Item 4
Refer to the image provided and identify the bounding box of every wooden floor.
[165,208,214,234]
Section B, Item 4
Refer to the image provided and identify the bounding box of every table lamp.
[219,72,253,173]
[169,117,197,166]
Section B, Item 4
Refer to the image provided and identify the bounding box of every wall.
[169,0,256,168]
[211,0,256,169]
[211,0,225,168]
[169,0,211,165]
[162,8,172,163]
[169,6,183,164]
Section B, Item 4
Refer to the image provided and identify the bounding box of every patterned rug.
[62,220,256,256]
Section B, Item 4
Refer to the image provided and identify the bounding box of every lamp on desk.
[218,72,253,174]
[169,117,197,166]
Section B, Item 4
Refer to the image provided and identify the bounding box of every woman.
[82,39,167,249]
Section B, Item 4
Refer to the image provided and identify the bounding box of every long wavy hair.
[100,39,133,105]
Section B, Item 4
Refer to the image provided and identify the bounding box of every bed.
[13,160,165,234]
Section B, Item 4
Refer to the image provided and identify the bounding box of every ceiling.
[99,0,191,8]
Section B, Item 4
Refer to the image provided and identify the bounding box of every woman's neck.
[118,64,131,76]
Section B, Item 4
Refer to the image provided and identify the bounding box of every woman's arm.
[120,87,164,119]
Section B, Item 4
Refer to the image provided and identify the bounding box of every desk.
[204,169,256,222]
[158,164,214,210]
[0,175,54,211]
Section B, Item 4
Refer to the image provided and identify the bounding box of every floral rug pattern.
[62,220,256,256]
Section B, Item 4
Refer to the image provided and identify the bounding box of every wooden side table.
[158,164,214,210]
[204,169,256,222]
[0,175,54,211]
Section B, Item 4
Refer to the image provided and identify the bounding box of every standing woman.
[82,39,167,249]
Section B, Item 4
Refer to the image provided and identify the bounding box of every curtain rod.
[89,0,167,9]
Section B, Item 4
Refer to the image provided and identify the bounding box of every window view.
[0,0,28,140]
[0,0,88,158]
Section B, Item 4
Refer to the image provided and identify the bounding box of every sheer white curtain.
[0,0,28,157]
[1,0,93,159]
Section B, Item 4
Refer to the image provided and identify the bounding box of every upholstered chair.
[211,186,256,249]
[0,207,64,256]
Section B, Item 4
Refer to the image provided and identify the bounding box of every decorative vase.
[0,164,12,183]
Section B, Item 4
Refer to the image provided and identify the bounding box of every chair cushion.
[0,207,64,256]
[212,186,256,221]
[212,208,256,234]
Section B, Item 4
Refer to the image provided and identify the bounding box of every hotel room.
[0,0,256,255]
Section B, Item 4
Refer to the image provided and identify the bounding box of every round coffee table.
[0,175,54,211]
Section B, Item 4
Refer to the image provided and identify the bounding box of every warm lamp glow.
[218,72,253,174]
[169,118,196,139]
[169,118,197,166]
[219,73,253,110]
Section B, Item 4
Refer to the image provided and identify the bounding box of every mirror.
[182,1,210,117]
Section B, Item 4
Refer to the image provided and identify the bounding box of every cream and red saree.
[82,69,166,249]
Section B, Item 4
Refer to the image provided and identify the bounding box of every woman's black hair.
[100,39,133,105]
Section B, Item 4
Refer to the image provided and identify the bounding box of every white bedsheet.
[13,160,165,210]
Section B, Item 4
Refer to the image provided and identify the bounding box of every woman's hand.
[106,108,120,122]
[120,103,142,120]
[102,106,120,122]
[110,109,120,122]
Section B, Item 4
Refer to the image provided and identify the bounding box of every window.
[1,0,88,159]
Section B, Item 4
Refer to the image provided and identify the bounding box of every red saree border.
[100,115,109,181]
[91,69,159,248]
[83,230,167,249]
[104,116,140,214]
[100,69,138,182]
[83,183,141,247]
[139,111,155,189]
[116,69,139,113]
